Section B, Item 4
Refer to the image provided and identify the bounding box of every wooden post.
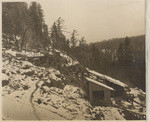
[87,81,89,99]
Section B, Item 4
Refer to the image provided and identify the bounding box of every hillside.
[2,2,146,120]
[94,35,145,51]
[2,47,146,120]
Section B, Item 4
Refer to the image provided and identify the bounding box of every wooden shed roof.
[87,69,127,88]
[86,77,115,91]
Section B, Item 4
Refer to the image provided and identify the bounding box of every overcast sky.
[31,0,145,43]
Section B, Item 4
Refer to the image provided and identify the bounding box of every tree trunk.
[20,28,28,51]
[14,36,19,51]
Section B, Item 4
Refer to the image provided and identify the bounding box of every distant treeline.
[72,35,145,91]
[2,2,145,91]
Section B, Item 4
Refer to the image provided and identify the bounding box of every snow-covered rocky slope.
[2,48,146,120]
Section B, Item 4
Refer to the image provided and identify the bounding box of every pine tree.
[78,37,88,65]
[37,3,44,39]
[91,44,100,71]
[124,37,133,65]
[29,2,47,51]
[79,37,86,46]
[50,17,66,51]
[51,22,58,48]
[42,23,50,50]
[70,30,78,48]
[28,2,39,50]
[2,2,28,50]
[29,2,38,32]
[37,3,47,51]
[116,42,124,65]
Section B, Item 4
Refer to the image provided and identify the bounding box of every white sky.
[27,0,145,43]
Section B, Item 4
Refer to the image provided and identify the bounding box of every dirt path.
[2,81,66,120]
[30,80,41,120]
[2,86,38,120]
[29,80,69,120]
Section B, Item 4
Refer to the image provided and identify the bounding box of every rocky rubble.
[91,107,125,120]
[32,85,92,120]
[2,49,93,120]
[2,49,132,120]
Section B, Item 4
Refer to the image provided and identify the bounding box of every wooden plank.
[85,77,115,91]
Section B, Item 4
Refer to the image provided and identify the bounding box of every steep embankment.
[2,48,145,120]
[2,49,92,120]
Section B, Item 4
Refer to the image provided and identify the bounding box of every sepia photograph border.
[0,0,149,121]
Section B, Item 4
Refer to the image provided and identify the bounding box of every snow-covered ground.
[58,50,79,66]
[91,107,125,120]
[5,49,44,58]
[115,87,146,116]
[88,69,127,88]
[130,87,146,104]
[2,49,146,120]
[2,49,91,120]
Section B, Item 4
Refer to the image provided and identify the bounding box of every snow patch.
[63,85,85,98]
[88,69,127,88]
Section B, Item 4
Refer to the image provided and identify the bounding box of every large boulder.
[63,85,85,99]
[21,69,35,76]
[22,61,33,69]
[91,107,125,120]
[130,87,146,104]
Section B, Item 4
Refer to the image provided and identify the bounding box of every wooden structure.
[86,77,114,106]
[85,69,129,106]
[86,69,128,96]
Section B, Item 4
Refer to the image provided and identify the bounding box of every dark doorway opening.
[93,91,104,106]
